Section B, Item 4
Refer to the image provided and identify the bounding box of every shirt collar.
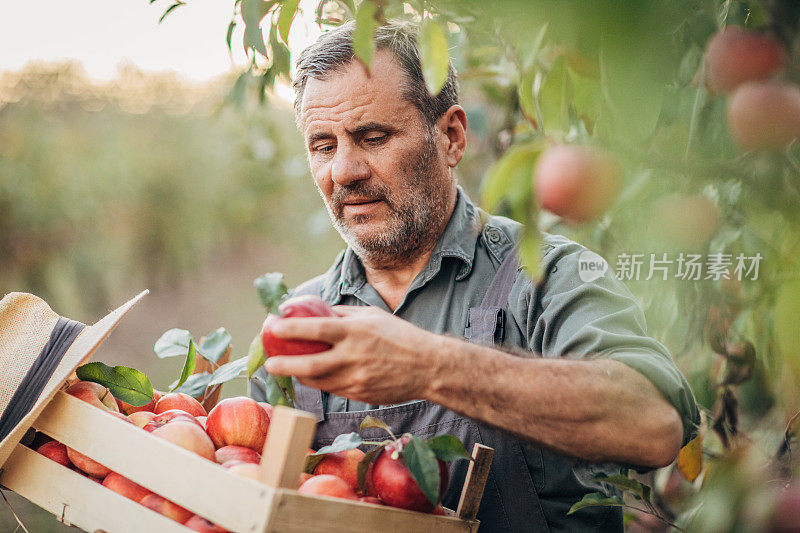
[334,186,482,298]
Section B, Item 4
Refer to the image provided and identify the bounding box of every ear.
[437,105,467,168]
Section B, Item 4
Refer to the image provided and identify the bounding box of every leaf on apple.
[357,445,384,494]
[170,340,197,392]
[246,334,266,378]
[254,272,288,314]
[315,432,363,455]
[208,356,249,386]
[199,327,232,364]
[154,328,193,358]
[360,415,393,435]
[426,435,471,462]
[401,436,441,506]
[76,362,153,406]
[170,372,212,397]
[567,492,625,515]
[593,473,651,502]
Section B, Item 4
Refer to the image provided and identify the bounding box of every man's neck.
[361,188,458,312]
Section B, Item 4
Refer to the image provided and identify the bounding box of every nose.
[330,143,370,186]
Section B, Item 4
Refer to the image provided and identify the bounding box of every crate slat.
[263,489,479,533]
[32,391,274,533]
[0,444,190,533]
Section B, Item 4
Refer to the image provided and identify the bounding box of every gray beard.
[322,133,451,269]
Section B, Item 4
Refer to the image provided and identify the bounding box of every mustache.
[331,182,393,212]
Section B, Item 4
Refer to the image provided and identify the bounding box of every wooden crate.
[0,390,491,532]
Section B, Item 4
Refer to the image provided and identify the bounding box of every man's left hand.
[263,305,439,405]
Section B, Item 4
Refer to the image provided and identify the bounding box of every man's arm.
[263,307,684,469]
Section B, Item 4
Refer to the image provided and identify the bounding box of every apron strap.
[465,247,520,346]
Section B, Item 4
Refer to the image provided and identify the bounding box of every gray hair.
[292,19,459,128]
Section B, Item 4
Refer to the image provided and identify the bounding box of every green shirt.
[294,187,700,531]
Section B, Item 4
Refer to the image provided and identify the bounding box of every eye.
[364,134,388,145]
[314,144,335,154]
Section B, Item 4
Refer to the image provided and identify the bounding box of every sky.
[0,0,322,84]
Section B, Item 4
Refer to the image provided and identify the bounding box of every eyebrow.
[306,122,397,147]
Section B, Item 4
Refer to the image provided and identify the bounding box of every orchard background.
[2,0,800,530]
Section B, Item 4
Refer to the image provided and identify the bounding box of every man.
[251,20,700,532]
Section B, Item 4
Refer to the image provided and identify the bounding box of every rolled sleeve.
[510,235,701,446]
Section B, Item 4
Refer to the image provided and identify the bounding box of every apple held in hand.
[206,397,270,451]
[371,436,449,513]
[155,392,207,417]
[261,295,335,356]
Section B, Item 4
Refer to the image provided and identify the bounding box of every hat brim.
[0,290,148,467]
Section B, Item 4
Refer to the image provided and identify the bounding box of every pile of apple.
[32,380,274,532]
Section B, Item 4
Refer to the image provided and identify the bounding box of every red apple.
[143,409,204,433]
[371,436,449,513]
[116,395,156,415]
[65,381,120,412]
[299,472,313,485]
[102,472,153,503]
[196,416,208,429]
[184,515,230,532]
[534,145,621,223]
[727,81,800,150]
[313,448,365,492]
[155,393,207,417]
[431,504,447,515]
[129,411,157,429]
[258,402,274,420]
[140,494,194,524]
[261,295,335,357]
[215,445,261,465]
[36,441,70,467]
[151,420,216,461]
[205,397,269,452]
[221,460,247,469]
[298,474,359,501]
[705,26,785,94]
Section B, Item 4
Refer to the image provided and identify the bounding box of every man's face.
[299,50,454,267]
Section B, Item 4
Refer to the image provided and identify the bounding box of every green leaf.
[170,372,212,397]
[277,0,300,45]
[480,141,542,214]
[255,373,295,407]
[535,55,573,133]
[75,363,153,407]
[170,339,197,392]
[518,226,542,280]
[241,0,275,57]
[315,432,363,455]
[269,21,292,79]
[352,1,378,69]
[158,1,185,24]
[360,415,392,434]
[357,445,384,493]
[226,20,237,55]
[247,334,267,378]
[200,327,232,363]
[402,436,441,506]
[254,272,288,314]
[567,492,625,515]
[208,357,249,386]
[594,474,651,502]
[154,328,193,359]
[419,18,449,95]
[426,435,471,462]
[304,453,326,473]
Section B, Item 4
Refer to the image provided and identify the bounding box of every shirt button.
[486,228,502,243]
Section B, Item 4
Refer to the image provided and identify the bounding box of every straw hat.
[0,290,147,467]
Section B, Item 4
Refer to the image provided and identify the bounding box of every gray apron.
[292,250,551,532]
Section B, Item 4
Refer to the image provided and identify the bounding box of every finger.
[330,305,375,317]
[269,317,348,344]
[264,353,343,379]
